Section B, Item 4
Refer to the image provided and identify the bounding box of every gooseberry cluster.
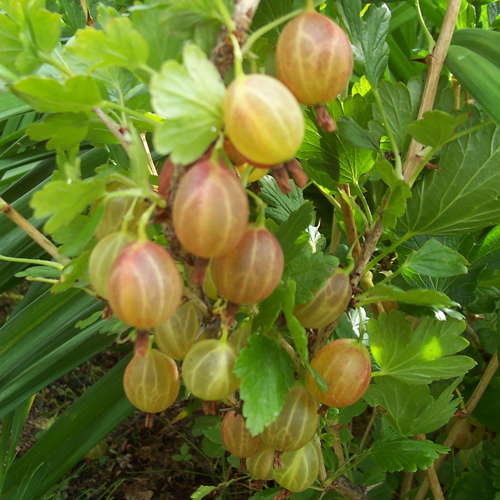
[84,6,363,495]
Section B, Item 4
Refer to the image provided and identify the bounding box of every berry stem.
[246,189,267,226]
[0,254,63,270]
[137,203,157,241]
[228,33,244,78]
[220,323,229,343]
[214,0,236,32]
[134,330,150,357]
[306,0,315,12]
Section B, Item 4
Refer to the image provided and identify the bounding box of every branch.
[0,197,69,265]
[329,476,367,500]
[211,0,262,77]
[415,434,444,500]
[338,184,361,261]
[93,107,130,155]
[414,351,499,500]
[310,316,341,358]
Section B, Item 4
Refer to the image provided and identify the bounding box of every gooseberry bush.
[0,0,500,499]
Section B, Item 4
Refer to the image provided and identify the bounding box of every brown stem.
[311,316,341,358]
[415,352,499,500]
[330,424,345,467]
[314,435,327,483]
[134,330,150,357]
[141,132,157,175]
[0,197,69,265]
[402,0,463,183]
[93,107,130,155]
[338,184,361,261]
[279,334,301,373]
[400,472,414,498]
[329,476,368,500]
[415,434,444,500]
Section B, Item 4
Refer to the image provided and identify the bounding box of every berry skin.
[123,348,180,413]
[211,225,284,305]
[107,240,183,329]
[276,11,353,106]
[261,383,319,452]
[88,231,136,299]
[173,159,249,258]
[294,271,352,329]
[247,446,275,480]
[224,74,304,166]
[182,339,239,401]
[307,338,372,407]
[221,411,264,458]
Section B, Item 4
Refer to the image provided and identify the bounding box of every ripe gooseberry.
[294,270,352,329]
[107,240,183,329]
[211,225,284,305]
[182,338,239,401]
[247,446,275,480]
[237,163,269,183]
[447,418,485,450]
[261,383,319,452]
[173,159,249,258]
[224,137,278,170]
[123,348,180,413]
[88,231,135,299]
[276,11,353,106]
[224,74,304,166]
[153,301,199,360]
[307,338,371,407]
[221,411,264,458]
[273,440,321,493]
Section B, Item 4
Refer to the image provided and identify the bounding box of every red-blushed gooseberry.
[261,383,319,452]
[107,240,183,329]
[276,11,353,106]
[307,338,372,407]
[221,411,264,458]
[294,270,352,329]
[88,231,135,299]
[123,348,180,413]
[173,159,249,258]
[224,74,304,166]
[211,225,284,305]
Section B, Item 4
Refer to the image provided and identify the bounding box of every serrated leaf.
[234,334,295,435]
[364,378,461,436]
[337,116,380,152]
[405,238,468,278]
[29,8,61,55]
[370,429,449,472]
[253,284,286,335]
[275,202,314,262]
[151,43,225,164]
[15,266,61,279]
[282,280,308,360]
[342,1,390,86]
[367,310,476,384]
[407,110,469,149]
[30,178,106,234]
[0,14,24,73]
[259,176,304,224]
[12,76,102,113]
[27,113,89,150]
[401,108,500,236]
[65,17,149,71]
[58,0,86,35]
[285,252,338,304]
[52,251,90,294]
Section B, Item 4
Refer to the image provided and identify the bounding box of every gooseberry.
[237,163,269,183]
[123,348,180,413]
[307,338,371,407]
[221,411,264,458]
[276,11,353,106]
[182,338,239,401]
[107,240,183,329]
[261,383,319,452]
[224,74,304,166]
[211,225,284,305]
[294,270,352,329]
[273,440,320,493]
[247,446,275,481]
[88,231,135,299]
[447,417,485,450]
[228,321,252,353]
[153,301,199,360]
[173,159,249,258]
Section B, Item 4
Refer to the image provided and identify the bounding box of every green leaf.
[401,109,500,236]
[253,284,286,335]
[364,378,461,436]
[52,251,90,294]
[57,0,86,35]
[405,238,468,278]
[65,17,149,71]
[360,283,458,308]
[258,176,304,225]
[251,0,293,43]
[407,110,470,149]
[342,1,391,86]
[29,8,61,55]
[367,310,476,384]
[468,377,500,434]
[285,252,338,304]
[30,177,106,234]
[151,43,225,164]
[15,266,61,279]
[12,76,102,113]
[275,202,314,263]
[191,485,218,500]
[282,280,308,360]
[234,334,295,435]
[337,116,381,152]
[1,355,134,500]
[52,215,97,257]
[27,113,89,150]
[369,429,449,472]
[0,14,24,73]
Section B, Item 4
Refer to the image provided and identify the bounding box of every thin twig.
[415,434,444,500]
[183,286,210,317]
[0,197,69,265]
[359,408,377,451]
[415,352,499,500]
[400,472,414,499]
[93,107,130,155]
[279,334,301,373]
[311,316,341,358]
[338,184,361,261]
[315,435,328,484]
[141,132,157,176]
[330,423,345,467]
